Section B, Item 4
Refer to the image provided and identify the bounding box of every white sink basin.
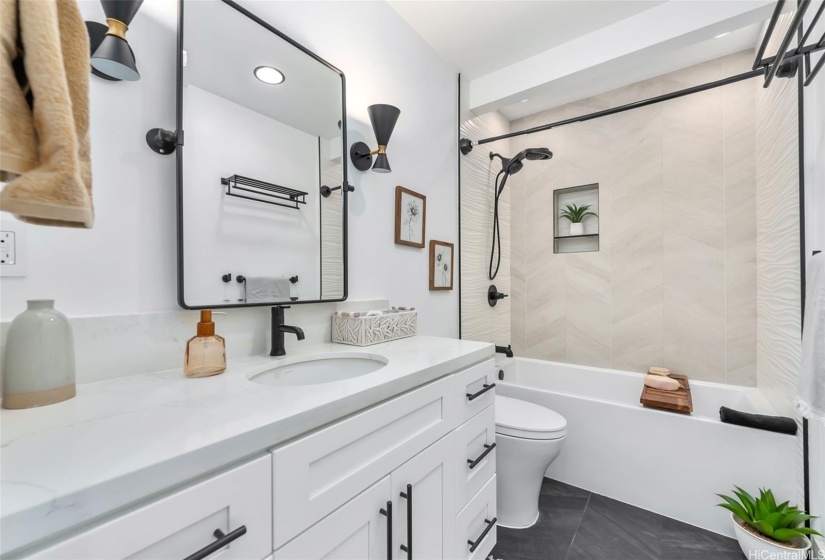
[248,353,388,386]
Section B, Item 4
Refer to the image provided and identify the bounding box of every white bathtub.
[496,357,798,537]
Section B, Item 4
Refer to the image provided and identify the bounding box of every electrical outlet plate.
[1,231,15,264]
[0,214,27,277]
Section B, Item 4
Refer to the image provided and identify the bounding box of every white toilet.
[495,395,567,528]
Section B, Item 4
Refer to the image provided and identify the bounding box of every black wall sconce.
[86,0,143,82]
[145,128,179,155]
[85,0,143,81]
[350,104,400,173]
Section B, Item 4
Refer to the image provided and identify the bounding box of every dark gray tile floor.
[490,478,744,560]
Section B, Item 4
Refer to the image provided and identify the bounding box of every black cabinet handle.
[380,501,393,560]
[467,443,496,470]
[467,517,497,553]
[466,383,496,401]
[183,526,246,560]
[400,484,413,558]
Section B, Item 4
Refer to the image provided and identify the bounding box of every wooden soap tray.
[640,373,693,414]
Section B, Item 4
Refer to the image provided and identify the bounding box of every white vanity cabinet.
[276,433,459,560]
[270,374,459,549]
[24,455,273,560]
[390,432,456,560]
[455,475,497,560]
[271,358,497,560]
[273,477,393,560]
[15,357,497,560]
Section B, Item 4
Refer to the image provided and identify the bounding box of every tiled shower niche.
[553,183,599,254]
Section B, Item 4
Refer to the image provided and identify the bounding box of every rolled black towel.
[719,406,797,435]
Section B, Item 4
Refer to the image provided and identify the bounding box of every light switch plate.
[0,214,27,277]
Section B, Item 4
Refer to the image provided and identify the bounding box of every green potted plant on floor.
[559,203,597,236]
[717,486,821,560]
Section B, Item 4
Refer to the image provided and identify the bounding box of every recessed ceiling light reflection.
[254,66,285,85]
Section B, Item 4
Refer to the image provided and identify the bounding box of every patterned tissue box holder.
[331,308,418,346]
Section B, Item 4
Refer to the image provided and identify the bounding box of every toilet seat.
[495,395,567,440]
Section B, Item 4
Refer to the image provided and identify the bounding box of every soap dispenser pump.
[185,310,226,378]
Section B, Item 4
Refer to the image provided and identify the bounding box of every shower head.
[507,147,552,174]
[487,146,552,282]
[523,147,553,161]
[491,147,553,176]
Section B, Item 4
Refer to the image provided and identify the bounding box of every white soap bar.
[648,366,671,377]
[644,374,680,391]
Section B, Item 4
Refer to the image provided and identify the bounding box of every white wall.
[0,0,459,339]
[459,109,511,345]
[754,12,802,420]
[182,85,320,305]
[802,1,825,544]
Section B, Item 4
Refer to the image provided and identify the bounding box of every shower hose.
[489,169,509,280]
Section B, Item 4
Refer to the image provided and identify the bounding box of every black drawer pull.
[380,501,393,560]
[467,443,496,470]
[466,383,495,401]
[467,517,497,553]
[400,483,413,558]
[183,526,246,560]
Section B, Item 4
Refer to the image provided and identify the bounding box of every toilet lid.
[495,395,567,440]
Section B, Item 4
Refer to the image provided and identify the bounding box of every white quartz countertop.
[0,336,494,556]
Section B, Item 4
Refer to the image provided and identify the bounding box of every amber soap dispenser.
[185,310,226,378]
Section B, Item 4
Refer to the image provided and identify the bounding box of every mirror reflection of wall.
[180,0,345,308]
[319,139,344,300]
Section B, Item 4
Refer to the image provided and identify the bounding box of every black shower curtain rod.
[460,27,825,153]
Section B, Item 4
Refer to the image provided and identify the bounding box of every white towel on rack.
[796,253,825,426]
[245,276,291,303]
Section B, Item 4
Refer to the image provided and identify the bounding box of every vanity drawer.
[454,403,496,510]
[26,455,272,560]
[271,374,457,549]
[455,474,497,560]
[455,359,496,424]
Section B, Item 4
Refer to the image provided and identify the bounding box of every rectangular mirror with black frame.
[176,0,347,309]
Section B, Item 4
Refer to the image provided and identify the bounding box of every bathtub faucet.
[496,345,514,358]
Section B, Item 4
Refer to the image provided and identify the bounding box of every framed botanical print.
[395,186,426,248]
[429,240,454,291]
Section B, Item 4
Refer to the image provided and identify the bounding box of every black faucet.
[495,345,514,358]
[271,306,305,357]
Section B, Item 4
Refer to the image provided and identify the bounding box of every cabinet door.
[26,456,272,560]
[272,375,457,548]
[391,435,456,560]
[274,477,392,560]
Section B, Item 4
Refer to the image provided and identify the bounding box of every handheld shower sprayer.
[488,147,552,280]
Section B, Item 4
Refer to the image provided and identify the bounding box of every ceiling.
[390,0,777,119]
[497,19,764,120]
[388,1,667,79]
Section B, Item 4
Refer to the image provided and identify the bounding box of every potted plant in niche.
[717,486,821,560]
[559,203,597,236]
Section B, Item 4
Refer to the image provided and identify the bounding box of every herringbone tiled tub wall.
[501,49,799,388]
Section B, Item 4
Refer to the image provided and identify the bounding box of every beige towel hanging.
[0,0,93,228]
